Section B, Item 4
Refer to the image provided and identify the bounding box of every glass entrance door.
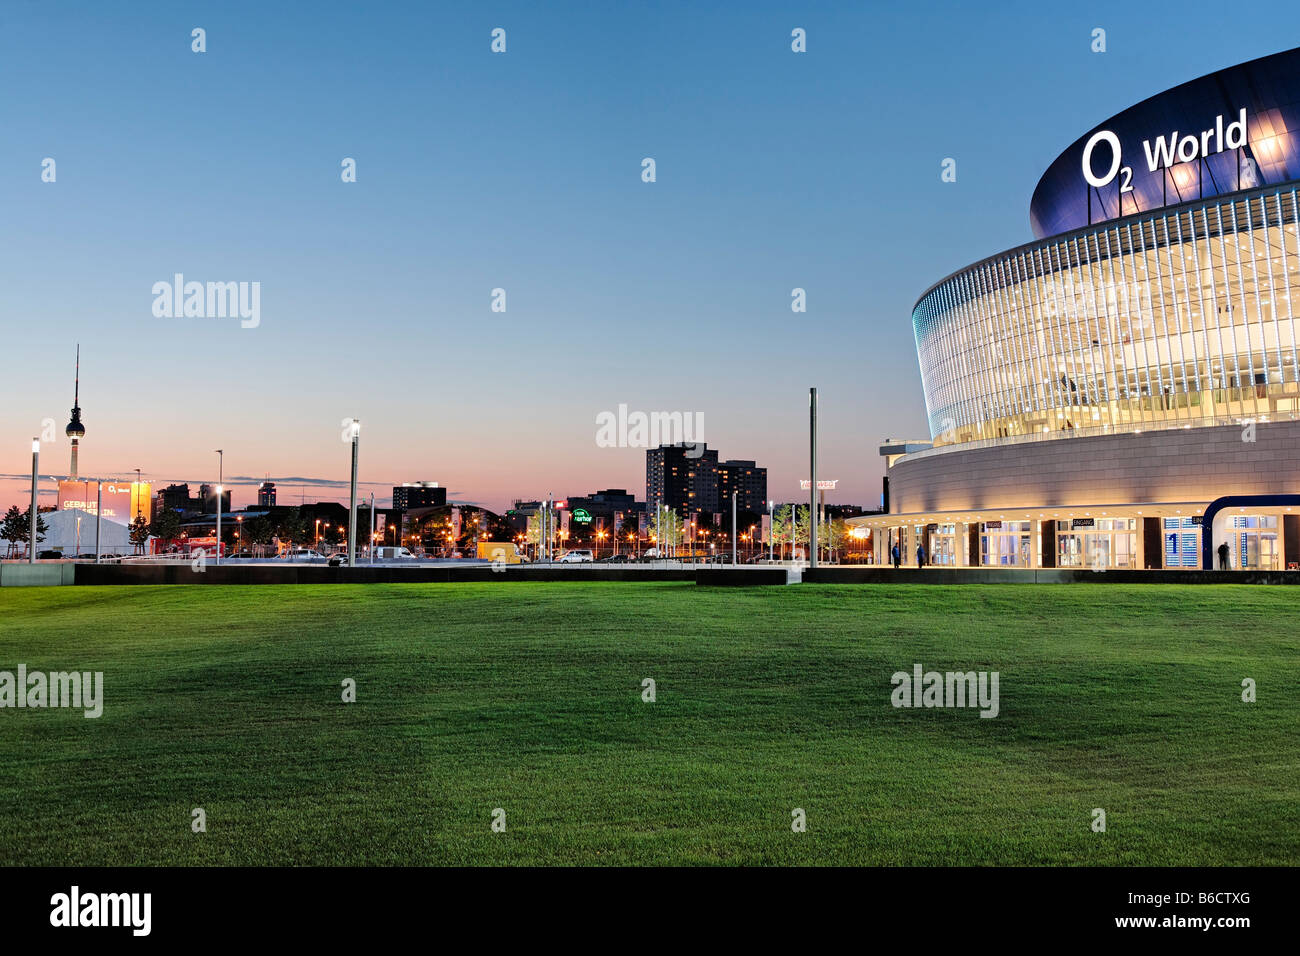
[1230,515,1280,570]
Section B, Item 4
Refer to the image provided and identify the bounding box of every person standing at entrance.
[891,543,900,569]
[916,543,926,568]
[1218,540,1230,570]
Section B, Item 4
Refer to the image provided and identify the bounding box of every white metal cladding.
[913,186,1300,445]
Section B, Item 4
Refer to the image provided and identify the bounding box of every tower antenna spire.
[66,344,86,480]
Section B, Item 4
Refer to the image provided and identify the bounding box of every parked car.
[37,550,62,560]
[373,546,417,560]
[559,549,594,563]
[328,554,349,567]
[597,553,632,563]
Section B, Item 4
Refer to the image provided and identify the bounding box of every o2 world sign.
[1082,108,1249,193]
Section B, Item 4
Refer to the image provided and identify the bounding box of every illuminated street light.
[215,449,223,566]
[28,439,39,564]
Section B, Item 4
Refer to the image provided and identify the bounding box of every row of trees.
[770,504,852,560]
[0,506,48,557]
[405,506,514,554]
[144,506,324,555]
[520,504,857,560]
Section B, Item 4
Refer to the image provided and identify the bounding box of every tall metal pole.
[759,502,769,561]
[347,419,359,566]
[369,492,375,565]
[95,481,102,563]
[28,440,39,563]
[787,502,793,561]
[731,492,737,565]
[809,387,818,569]
[215,449,223,566]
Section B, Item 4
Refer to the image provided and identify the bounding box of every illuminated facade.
[916,187,1300,447]
[856,49,1300,572]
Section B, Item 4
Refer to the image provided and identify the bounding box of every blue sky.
[4,0,1299,512]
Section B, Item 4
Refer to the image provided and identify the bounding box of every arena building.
[855,48,1300,572]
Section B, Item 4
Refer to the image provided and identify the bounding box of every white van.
[283,548,325,562]
[374,546,417,560]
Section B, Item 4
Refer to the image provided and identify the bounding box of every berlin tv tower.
[66,345,85,480]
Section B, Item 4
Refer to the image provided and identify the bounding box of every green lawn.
[0,582,1296,866]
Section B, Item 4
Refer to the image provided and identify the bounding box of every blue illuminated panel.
[1030,48,1300,239]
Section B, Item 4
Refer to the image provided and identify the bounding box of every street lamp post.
[809,387,818,570]
[347,418,359,566]
[731,491,737,566]
[28,439,39,563]
[759,502,769,561]
[215,449,223,566]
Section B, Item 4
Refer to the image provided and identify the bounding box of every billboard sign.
[57,480,152,524]
[799,480,839,490]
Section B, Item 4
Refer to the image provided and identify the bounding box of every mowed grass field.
[0,582,1296,866]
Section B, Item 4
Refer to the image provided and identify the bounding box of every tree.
[243,516,274,556]
[526,510,554,554]
[129,513,150,554]
[649,505,683,553]
[274,507,306,548]
[412,506,453,553]
[483,511,513,541]
[150,509,182,545]
[816,518,849,563]
[457,507,486,551]
[1,505,23,558]
[771,505,811,559]
[3,507,50,556]
[771,505,794,557]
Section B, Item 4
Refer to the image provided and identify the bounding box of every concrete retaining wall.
[72,564,699,586]
[695,568,793,586]
[13,562,1295,587]
[0,563,76,587]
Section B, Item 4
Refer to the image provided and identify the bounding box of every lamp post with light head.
[28,439,40,563]
[214,450,223,565]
